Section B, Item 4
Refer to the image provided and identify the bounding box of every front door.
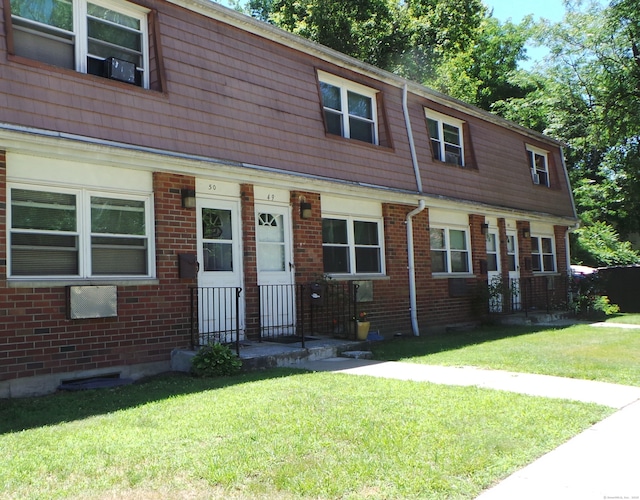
[506,230,521,310]
[196,198,244,342]
[255,204,295,336]
[486,229,502,312]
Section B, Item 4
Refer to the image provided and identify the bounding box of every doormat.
[263,336,319,344]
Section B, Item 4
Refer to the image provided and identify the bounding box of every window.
[322,217,383,275]
[531,236,555,272]
[9,186,154,278]
[526,145,550,187]
[318,71,378,145]
[430,227,471,274]
[425,110,465,166]
[486,232,499,272]
[10,0,149,88]
[201,208,234,272]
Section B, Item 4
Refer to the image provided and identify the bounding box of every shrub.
[191,343,242,377]
[571,272,620,318]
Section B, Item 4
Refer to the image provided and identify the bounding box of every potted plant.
[356,311,370,340]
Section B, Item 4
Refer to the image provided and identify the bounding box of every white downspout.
[402,83,426,336]
[403,83,423,192]
[406,200,426,336]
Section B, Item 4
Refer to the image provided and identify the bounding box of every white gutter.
[406,200,426,336]
[403,84,423,193]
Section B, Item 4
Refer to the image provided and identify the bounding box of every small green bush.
[191,343,242,377]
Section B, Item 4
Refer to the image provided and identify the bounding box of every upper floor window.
[9,186,154,278]
[531,236,555,273]
[322,217,384,275]
[318,71,378,145]
[425,110,465,166]
[526,145,550,187]
[10,0,149,88]
[430,227,471,274]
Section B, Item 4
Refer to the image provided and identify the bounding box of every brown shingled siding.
[0,0,573,218]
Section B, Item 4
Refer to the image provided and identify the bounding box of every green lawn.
[4,321,637,499]
[0,371,610,500]
[604,312,640,324]
[371,323,640,386]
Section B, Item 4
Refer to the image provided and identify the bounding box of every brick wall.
[290,190,323,283]
[0,168,195,386]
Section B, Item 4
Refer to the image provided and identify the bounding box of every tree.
[571,221,639,267]
[246,0,408,69]
[496,1,640,249]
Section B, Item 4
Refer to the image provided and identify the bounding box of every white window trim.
[11,0,149,88]
[531,234,556,273]
[321,214,386,277]
[8,183,156,280]
[526,144,550,187]
[317,70,379,145]
[425,109,465,166]
[430,226,473,276]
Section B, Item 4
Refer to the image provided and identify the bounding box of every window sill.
[8,278,160,288]
[324,274,389,281]
[7,54,162,94]
[432,273,476,279]
[324,133,393,152]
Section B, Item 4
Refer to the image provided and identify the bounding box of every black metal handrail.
[190,286,242,354]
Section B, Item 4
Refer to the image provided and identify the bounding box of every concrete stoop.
[171,338,372,374]
[496,310,575,326]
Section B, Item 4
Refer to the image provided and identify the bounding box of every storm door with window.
[506,230,521,310]
[196,199,244,343]
[486,230,502,312]
[255,204,295,337]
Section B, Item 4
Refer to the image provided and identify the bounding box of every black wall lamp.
[300,200,312,219]
[181,188,196,208]
[480,223,489,236]
[522,227,531,238]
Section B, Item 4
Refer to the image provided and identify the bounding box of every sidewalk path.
[298,358,640,408]
[297,357,640,500]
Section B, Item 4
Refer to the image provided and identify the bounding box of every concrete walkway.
[296,357,640,500]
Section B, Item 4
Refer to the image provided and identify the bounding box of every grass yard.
[605,312,640,324]
[0,371,611,500]
[371,322,640,387]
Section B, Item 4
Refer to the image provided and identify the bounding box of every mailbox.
[310,282,323,305]
[178,253,199,278]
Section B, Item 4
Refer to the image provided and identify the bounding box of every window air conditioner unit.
[532,172,540,184]
[105,57,137,84]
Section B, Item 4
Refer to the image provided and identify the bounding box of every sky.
[482,0,568,67]
[482,0,567,24]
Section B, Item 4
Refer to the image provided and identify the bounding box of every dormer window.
[425,110,465,166]
[526,145,550,187]
[10,0,149,88]
[318,71,378,145]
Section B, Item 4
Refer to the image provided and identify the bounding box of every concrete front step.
[171,337,371,374]
[496,311,575,326]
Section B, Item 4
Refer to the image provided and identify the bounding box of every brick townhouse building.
[0,0,577,396]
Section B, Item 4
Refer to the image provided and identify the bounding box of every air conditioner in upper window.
[445,152,461,165]
[104,57,137,84]
[532,172,540,184]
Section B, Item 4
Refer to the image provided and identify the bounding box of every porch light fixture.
[480,223,489,236]
[181,188,196,209]
[300,201,312,219]
[522,228,531,238]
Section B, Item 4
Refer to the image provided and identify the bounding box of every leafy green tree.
[571,221,640,267]
[246,0,408,69]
